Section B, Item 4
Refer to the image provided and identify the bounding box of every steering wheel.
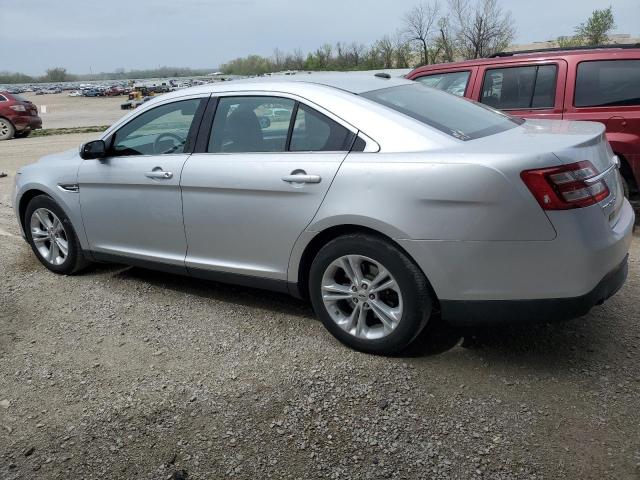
[154,132,186,154]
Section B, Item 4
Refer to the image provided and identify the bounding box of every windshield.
[361,84,522,141]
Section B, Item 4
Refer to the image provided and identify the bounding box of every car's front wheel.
[24,195,89,275]
[309,233,432,354]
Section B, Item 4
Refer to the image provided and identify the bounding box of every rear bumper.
[440,254,628,326]
[13,114,42,131]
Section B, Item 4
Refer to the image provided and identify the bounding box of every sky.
[0,0,638,75]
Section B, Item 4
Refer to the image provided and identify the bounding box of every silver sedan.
[13,74,635,354]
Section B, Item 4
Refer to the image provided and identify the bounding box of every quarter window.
[415,71,470,97]
[0,95,7,102]
[111,99,202,156]
[290,104,353,151]
[575,60,640,107]
[481,65,557,110]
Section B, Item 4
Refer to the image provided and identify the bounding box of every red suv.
[0,91,42,140]
[407,46,640,198]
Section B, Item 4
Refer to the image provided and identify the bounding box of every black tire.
[14,130,31,138]
[620,175,630,199]
[309,233,433,355]
[24,195,90,275]
[0,117,15,140]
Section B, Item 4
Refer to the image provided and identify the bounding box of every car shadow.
[85,263,607,363]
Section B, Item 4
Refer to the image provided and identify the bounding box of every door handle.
[282,173,321,184]
[145,170,173,179]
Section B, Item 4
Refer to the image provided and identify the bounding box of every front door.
[181,95,355,281]
[78,96,206,268]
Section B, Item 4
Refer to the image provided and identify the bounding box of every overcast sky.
[1,0,638,75]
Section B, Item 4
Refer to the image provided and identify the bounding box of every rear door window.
[414,71,470,97]
[290,104,353,151]
[575,60,640,107]
[480,65,557,110]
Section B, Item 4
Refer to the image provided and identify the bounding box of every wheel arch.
[291,224,440,311]
[18,188,49,236]
[615,152,638,194]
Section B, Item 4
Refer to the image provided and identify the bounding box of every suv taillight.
[521,161,609,210]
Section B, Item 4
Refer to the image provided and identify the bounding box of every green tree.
[575,6,615,45]
[43,67,69,82]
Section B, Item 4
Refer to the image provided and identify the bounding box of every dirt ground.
[22,93,126,130]
[0,135,639,480]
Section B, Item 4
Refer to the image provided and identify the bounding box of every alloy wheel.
[29,208,69,266]
[321,254,403,340]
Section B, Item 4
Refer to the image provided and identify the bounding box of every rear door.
[472,60,567,120]
[180,94,356,282]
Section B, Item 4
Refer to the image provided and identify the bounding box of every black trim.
[441,255,628,326]
[285,101,300,151]
[187,267,289,294]
[489,44,640,57]
[87,251,292,294]
[193,96,219,153]
[184,97,209,154]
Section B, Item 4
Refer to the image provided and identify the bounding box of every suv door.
[78,96,207,268]
[472,60,567,120]
[180,95,356,284]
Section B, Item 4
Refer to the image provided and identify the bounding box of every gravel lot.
[22,93,126,130]
[0,135,639,480]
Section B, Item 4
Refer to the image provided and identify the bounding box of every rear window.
[575,60,640,107]
[361,84,522,141]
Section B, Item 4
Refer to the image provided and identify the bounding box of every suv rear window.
[575,60,640,107]
[481,65,557,110]
[362,84,522,141]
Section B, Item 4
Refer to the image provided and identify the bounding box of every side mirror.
[80,140,107,160]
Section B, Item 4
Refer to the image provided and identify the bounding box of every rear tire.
[620,175,630,199]
[24,195,90,275]
[0,118,15,140]
[309,233,432,355]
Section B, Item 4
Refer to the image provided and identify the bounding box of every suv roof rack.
[489,43,640,58]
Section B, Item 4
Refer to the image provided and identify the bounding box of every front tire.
[24,195,89,275]
[309,233,432,355]
[14,130,31,138]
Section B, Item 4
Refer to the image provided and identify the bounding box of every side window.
[208,96,295,153]
[290,104,353,151]
[112,99,202,156]
[415,71,470,97]
[575,60,640,107]
[480,65,557,110]
[0,95,7,102]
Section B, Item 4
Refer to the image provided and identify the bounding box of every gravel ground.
[22,93,126,130]
[0,135,639,480]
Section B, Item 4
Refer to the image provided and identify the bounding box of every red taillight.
[521,161,610,210]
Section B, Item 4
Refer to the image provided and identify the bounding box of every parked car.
[12,74,634,354]
[0,91,42,140]
[406,45,640,198]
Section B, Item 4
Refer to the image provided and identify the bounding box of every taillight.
[521,160,610,210]
[9,104,26,112]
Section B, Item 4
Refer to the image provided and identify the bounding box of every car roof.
[165,72,414,98]
[410,46,640,73]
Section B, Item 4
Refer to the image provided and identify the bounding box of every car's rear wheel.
[309,233,432,354]
[0,118,15,140]
[24,195,89,275]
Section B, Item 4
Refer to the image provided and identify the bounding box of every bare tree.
[348,42,366,67]
[402,1,440,65]
[376,36,396,68]
[449,0,515,59]
[393,30,412,68]
[436,17,457,62]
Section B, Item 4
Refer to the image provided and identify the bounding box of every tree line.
[221,2,619,75]
[0,66,212,85]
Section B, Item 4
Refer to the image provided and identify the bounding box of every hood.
[37,147,81,164]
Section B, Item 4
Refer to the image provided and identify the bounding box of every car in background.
[406,45,640,198]
[12,74,634,354]
[0,91,42,140]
